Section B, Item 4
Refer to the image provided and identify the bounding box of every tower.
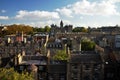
[60,20,63,28]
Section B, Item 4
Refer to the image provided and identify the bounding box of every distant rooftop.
[34,33,49,36]
[19,55,48,65]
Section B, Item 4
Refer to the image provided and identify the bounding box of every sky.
[0,0,120,28]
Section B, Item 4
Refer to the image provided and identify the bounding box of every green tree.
[81,27,88,32]
[53,48,68,60]
[81,40,95,51]
[37,27,44,32]
[33,27,40,32]
[0,68,33,80]
[33,26,50,32]
[44,25,50,32]
[72,27,88,32]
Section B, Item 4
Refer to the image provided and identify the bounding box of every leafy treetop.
[0,68,34,80]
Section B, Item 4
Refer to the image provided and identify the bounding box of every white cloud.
[22,20,57,27]
[0,16,9,20]
[15,10,60,20]
[56,7,73,17]
[106,0,120,3]
[72,0,119,15]
[21,19,72,27]
[8,0,120,27]
[56,0,120,16]
[63,20,71,25]
[1,10,6,13]
[72,0,92,15]
[80,16,83,19]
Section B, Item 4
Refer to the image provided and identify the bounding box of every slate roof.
[20,55,48,65]
[48,60,67,73]
[70,51,102,63]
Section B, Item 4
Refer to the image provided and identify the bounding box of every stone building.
[67,51,104,80]
[15,53,48,80]
[115,35,120,48]
[50,20,73,37]
[89,25,120,34]
[47,60,67,80]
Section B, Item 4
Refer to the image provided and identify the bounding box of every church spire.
[60,20,63,28]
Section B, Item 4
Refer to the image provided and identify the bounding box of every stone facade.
[68,51,104,80]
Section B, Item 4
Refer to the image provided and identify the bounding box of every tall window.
[84,64,90,70]
[71,64,78,70]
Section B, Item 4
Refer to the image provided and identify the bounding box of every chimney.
[21,31,23,42]
[47,49,50,64]
[79,43,81,51]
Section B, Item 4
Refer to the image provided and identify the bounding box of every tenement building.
[14,52,67,80]
[15,53,48,80]
[67,51,104,80]
[47,60,67,80]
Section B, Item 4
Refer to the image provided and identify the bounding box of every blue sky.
[0,0,120,27]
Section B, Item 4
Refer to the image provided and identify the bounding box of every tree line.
[0,24,51,36]
[0,24,89,37]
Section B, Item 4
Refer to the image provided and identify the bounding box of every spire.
[60,20,63,28]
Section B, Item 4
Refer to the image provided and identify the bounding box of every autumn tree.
[6,24,33,35]
[0,68,33,80]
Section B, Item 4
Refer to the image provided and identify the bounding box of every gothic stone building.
[50,20,73,37]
